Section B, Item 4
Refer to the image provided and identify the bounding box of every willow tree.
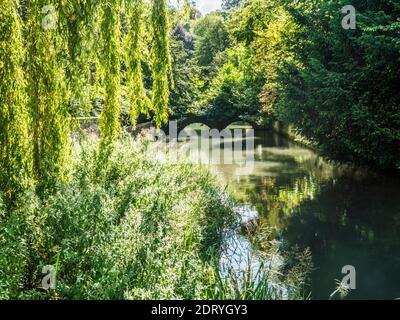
[151,0,174,127]
[26,1,70,185]
[0,0,32,204]
[126,0,151,128]
[99,0,122,145]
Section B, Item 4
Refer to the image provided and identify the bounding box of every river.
[182,124,400,300]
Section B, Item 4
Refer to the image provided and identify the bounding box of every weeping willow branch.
[58,0,100,117]
[151,0,174,128]
[126,0,151,128]
[99,0,122,146]
[25,0,70,187]
[1,0,176,191]
[0,0,32,205]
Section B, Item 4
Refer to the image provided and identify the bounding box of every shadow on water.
[210,128,400,300]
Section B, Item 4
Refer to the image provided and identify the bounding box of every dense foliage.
[1,0,398,302]
[199,46,265,125]
[0,137,306,299]
[126,0,151,128]
[99,1,122,145]
[222,0,243,11]
[168,6,264,125]
[170,0,399,171]
[193,13,230,70]
[0,1,310,301]
[228,0,400,171]
[0,0,176,196]
[169,23,202,117]
[0,1,32,204]
[26,1,71,186]
[151,0,174,127]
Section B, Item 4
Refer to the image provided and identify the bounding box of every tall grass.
[0,134,307,300]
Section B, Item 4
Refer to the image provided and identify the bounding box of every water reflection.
[208,127,400,300]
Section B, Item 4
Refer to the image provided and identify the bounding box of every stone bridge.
[164,114,262,133]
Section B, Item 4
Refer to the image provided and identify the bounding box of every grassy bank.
[1,134,306,300]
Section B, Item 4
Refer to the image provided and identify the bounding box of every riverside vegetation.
[1,0,398,300]
[0,136,310,299]
[0,0,310,300]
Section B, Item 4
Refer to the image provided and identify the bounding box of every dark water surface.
[206,127,400,300]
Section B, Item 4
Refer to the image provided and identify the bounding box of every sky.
[170,0,222,14]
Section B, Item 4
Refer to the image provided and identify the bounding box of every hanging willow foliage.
[25,0,70,186]
[126,0,151,128]
[99,0,122,146]
[0,0,176,196]
[151,0,174,127]
[58,0,100,117]
[0,0,32,204]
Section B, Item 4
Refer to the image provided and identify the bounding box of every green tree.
[194,13,230,68]
[169,24,202,118]
[230,0,400,171]
[274,0,400,170]
[200,46,264,125]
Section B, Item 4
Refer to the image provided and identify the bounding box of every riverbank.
[270,121,400,177]
[0,134,308,300]
[210,127,400,299]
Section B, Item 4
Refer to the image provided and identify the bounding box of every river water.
[184,125,400,300]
